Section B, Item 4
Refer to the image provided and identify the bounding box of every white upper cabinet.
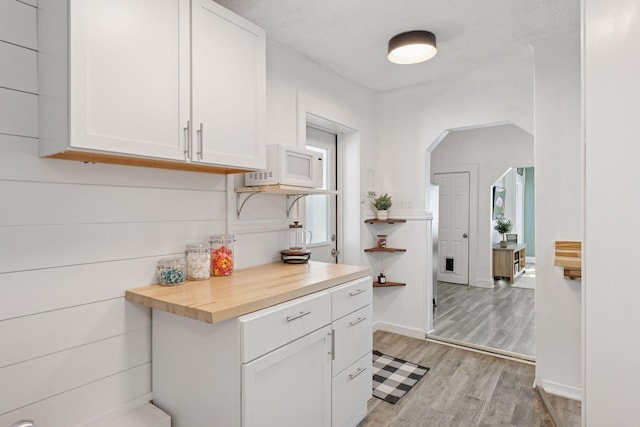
[38,0,265,173]
[192,0,266,170]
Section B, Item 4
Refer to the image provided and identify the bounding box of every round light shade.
[388,31,437,64]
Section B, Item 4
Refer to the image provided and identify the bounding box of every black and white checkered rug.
[372,350,430,404]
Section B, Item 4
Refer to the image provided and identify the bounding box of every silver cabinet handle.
[349,367,366,380]
[12,421,36,427]
[286,311,311,322]
[349,289,366,297]
[349,317,366,327]
[196,123,204,160]
[183,121,191,160]
[328,329,335,360]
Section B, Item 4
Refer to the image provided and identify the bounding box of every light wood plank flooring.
[430,279,535,358]
[360,331,551,427]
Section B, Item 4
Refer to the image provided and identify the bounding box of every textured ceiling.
[215,0,580,92]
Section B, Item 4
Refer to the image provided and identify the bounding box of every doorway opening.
[425,123,535,360]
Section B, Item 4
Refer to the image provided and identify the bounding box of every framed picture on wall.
[493,186,506,219]
[506,233,518,243]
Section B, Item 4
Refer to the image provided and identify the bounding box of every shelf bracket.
[286,194,308,217]
[236,191,261,217]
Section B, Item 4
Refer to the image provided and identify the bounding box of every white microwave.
[245,144,324,188]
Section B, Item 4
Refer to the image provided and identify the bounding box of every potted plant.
[372,193,392,220]
[494,218,513,248]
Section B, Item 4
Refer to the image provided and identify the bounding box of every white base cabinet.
[151,276,371,427]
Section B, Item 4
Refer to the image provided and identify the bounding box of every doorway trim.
[296,91,361,265]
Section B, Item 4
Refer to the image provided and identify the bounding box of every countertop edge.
[126,262,371,324]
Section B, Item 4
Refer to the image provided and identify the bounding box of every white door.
[191,0,266,169]
[70,0,190,160]
[433,172,470,284]
[305,127,338,263]
[242,326,332,427]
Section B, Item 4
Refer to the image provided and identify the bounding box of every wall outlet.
[367,191,377,198]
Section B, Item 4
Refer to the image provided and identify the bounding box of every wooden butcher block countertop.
[126,261,370,324]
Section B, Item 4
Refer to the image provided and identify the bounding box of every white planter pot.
[376,210,388,220]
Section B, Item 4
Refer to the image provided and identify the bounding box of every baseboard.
[536,378,582,402]
[373,321,425,340]
[472,278,495,288]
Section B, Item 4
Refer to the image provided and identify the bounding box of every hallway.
[430,278,535,359]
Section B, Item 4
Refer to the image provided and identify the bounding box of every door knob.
[463,233,468,238]
[331,248,340,257]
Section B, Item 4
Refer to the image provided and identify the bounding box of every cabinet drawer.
[331,276,372,321]
[332,353,372,427]
[332,304,372,375]
[240,291,331,362]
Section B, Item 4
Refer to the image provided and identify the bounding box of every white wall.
[533,33,582,399]
[375,56,534,212]
[431,124,533,287]
[584,0,640,423]
[370,216,432,338]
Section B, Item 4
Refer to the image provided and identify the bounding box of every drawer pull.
[349,289,366,296]
[349,367,366,380]
[286,311,311,322]
[349,317,366,327]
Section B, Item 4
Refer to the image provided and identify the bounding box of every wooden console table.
[493,243,526,282]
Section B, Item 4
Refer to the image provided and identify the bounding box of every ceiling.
[216,0,580,92]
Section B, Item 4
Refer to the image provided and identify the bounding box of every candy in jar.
[156,257,186,286]
[210,234,235,276]
[185,243,211,280]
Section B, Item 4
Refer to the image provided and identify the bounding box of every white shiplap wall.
[0,1,227,425]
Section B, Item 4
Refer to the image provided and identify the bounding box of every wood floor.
[430,279,536,358]
[360,331,551,427]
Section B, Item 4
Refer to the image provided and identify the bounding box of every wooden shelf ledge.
[373,281,406,288]
[364,248,406,253]
[364,218,407,224]
[554,241,582,280]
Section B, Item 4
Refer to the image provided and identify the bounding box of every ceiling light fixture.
[387,30,437,65]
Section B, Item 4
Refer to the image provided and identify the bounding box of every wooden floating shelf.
[373,281,406,288]
[364,248,407,253]
[364,218,407,224]
[554,241,582,280]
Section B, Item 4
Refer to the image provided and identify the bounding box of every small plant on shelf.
[494,218,513,248]
[372,193,392,220]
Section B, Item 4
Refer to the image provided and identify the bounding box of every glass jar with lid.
[185,243,211,280]
[156,257,187,286]
[210,234,235,276]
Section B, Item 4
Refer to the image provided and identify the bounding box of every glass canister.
[156,257,187,286]
[185,243,211,280]
[376,234,387,249]
[210,234,235,276]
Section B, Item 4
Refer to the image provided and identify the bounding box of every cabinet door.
[242,326,332,427]
[70,0,189,160]
[191,0,266,170]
